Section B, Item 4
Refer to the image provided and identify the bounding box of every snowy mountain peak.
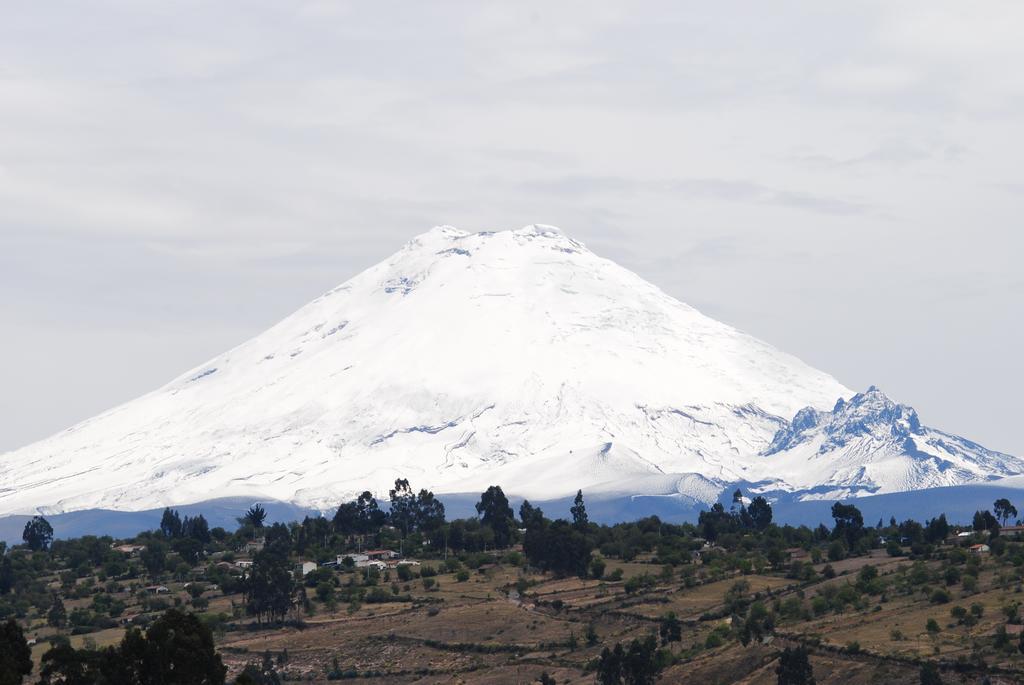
[758,387,1024,500]
[0,225,1019,518]
[767,386,923,456]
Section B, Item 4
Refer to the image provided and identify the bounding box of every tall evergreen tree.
[571,490,589,531]
[47,594,67,629]
[160,508,183,538]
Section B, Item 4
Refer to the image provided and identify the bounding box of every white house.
[355,559,387,571]
[296,561,317,576]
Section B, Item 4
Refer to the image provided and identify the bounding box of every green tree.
[141,539,168,577]
[183,514,211,543]
[0,618,32,685]
[659,612,682,645]
[414,488,446,541]
[22,515,54,551]
[0,556,12,595]
[924,514,949,544]
[596,636,662,685]
[994,498,1018,527]
[919,662,942,685]
[519,500,544,529]
[389,479,415,537]
[830,502,863,547]
[242,504,268,530]
[244,549,294,624]
[776,645,815,685]
[748,496,773,531]
[160,508,182,538]
[132,609,226,683]
[48,594,67,628]
[476,485,515,548]
[524,519,593,578]
[570,490,589,531]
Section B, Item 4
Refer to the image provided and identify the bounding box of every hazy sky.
[2,2,1022,456]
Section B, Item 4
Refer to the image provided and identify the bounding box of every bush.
[455,570,470,583]
[704,631,724,649]
[930,589,951,604]
[623,574,656,595]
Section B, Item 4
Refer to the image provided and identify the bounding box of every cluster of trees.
[243,524,299,624]
[521,492,595,577]
[159,508,211,543]
[3,475,1021,684]
[0,609,226,684]
[594,635,668,685]
[697,490,773,542]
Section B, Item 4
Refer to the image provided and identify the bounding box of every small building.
[337,553,369,566]
[296,561,317,576]
[145,585,170,594]
[396,559,421,567]
[1006,624,1024,637]
[243,538,266,554]
[236,560,254,569]
[364,549,399,561]
[355,559,387,571]
[970,543,990,554]
[957,531,973,538]
[112,544,146,556]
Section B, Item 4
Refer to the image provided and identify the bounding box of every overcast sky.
[1,1,1022,457]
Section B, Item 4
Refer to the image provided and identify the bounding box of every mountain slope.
[0,225,1017,517]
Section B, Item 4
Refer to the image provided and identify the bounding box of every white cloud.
[0,0,1022,456]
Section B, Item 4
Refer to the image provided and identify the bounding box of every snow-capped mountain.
[0,225,1018,518]
[749,386,1024,500]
